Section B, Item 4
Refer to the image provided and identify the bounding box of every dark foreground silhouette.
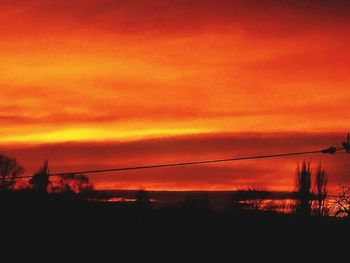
[2,190,349,236]
[2,154,349,256]
[2,190,350,261]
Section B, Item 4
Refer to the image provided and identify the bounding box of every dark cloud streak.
[2,0,350,36]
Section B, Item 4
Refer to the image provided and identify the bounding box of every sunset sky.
[1,0,349,191]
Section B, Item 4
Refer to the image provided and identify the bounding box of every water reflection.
[106,197,157,203]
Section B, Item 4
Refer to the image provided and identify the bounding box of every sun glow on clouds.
[0,127,210,144]
[1,31,349,141]
[1,0,350,190]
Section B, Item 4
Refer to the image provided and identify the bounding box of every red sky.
[1,0,349,191]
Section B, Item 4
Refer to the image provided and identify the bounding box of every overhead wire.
[7,146,345,180]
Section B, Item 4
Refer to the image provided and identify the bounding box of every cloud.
[1,1,349,141]
[1,1,349,191]
[2,0,350,37]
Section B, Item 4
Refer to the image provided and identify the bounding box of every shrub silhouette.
[229,186,271,211]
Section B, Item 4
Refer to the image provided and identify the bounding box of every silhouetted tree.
[329,186,350,217]
[294,161,312,217]
[55,173,93,194]
[0,153,24,191]
[29,160,50,193]
[314,162,328,216]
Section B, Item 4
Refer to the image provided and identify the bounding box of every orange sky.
[1,0,349,191]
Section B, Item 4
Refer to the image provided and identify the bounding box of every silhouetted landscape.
[1,152,350,242]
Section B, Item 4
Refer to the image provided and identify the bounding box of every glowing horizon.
[1,0,350,191]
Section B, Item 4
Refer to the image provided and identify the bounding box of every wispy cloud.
[1,1,349,190]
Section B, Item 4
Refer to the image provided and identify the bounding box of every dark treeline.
[1,152,350,238]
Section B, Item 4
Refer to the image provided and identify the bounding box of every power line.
[9,146,345,180]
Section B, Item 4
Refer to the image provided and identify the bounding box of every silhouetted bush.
[53,173,93,194]
[230,186,271,211]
